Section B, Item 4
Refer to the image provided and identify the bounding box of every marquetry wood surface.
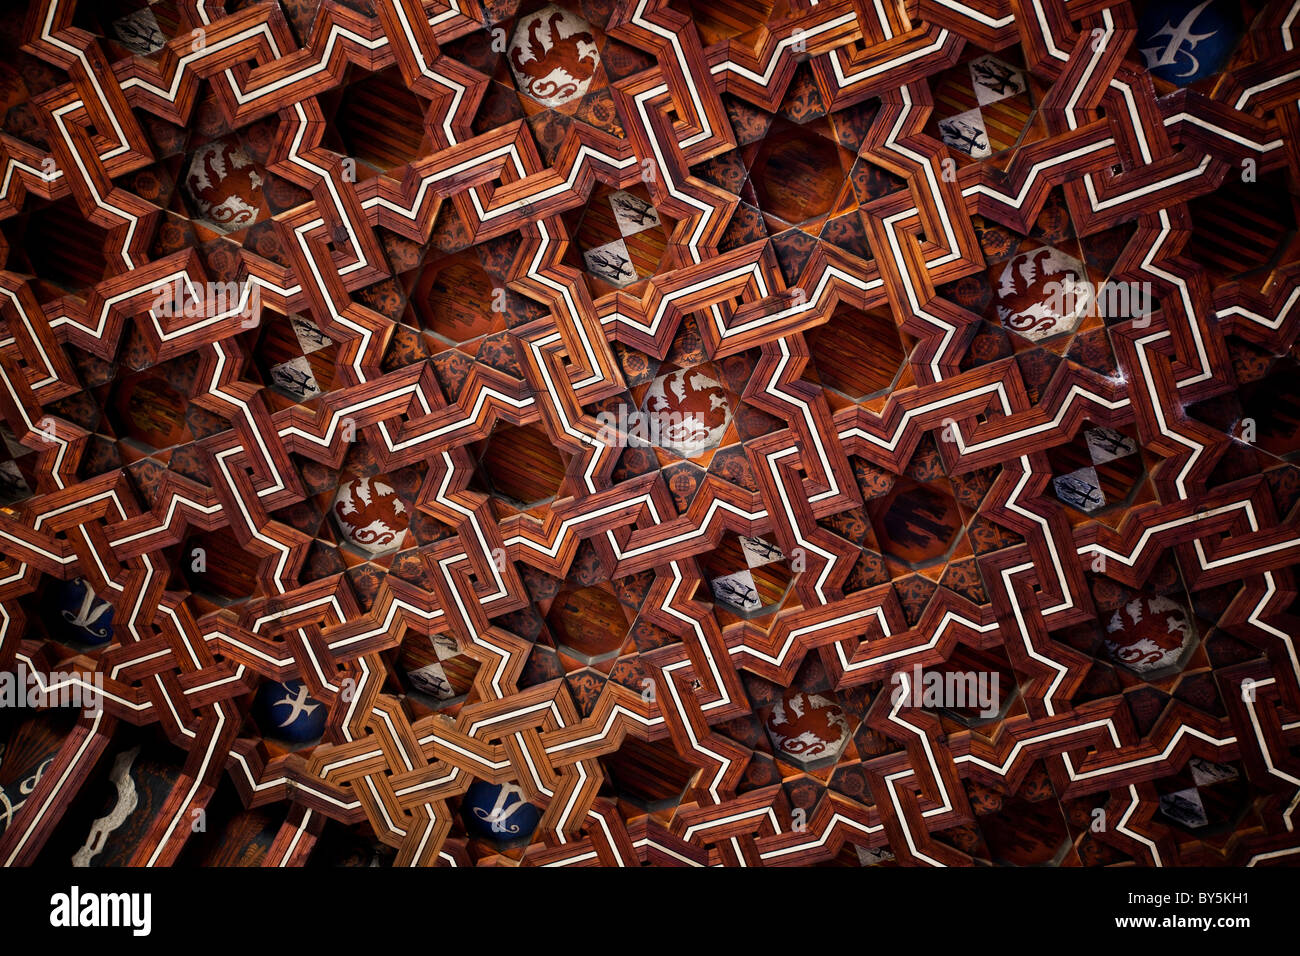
[0,0,1298,867]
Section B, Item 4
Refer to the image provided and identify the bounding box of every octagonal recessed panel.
[54,577,115,646]
[1155,758,1249,835]
[334,68,429,172]
[870,476,963,566]
[331,474,410,556]
[110,371,193,451]
[1137,0,1242,86]
[181,137,266,235]
[18,197,108,295]
[258,312,337,405]
[1240,357,1300,459]
[807,305,906,399]
[508,5,601,108]
[399,633,478,713]
[638,366,735,458]
[992,245,1091,342]
[748,121,853,226]
[462,781,541,842]
[764,689,852,768]
[547,585,629,663]
[477,423,568,508]
[412,252,504,344]
[253,679,327,747]
[182,527,261,603]
[1101,593,1197,675]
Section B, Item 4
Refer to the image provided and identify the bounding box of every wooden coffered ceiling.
[0,0,1298,868]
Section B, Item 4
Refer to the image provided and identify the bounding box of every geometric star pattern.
[0,0,1298,867]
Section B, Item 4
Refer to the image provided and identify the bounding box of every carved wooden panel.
[0,0,1297,868]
